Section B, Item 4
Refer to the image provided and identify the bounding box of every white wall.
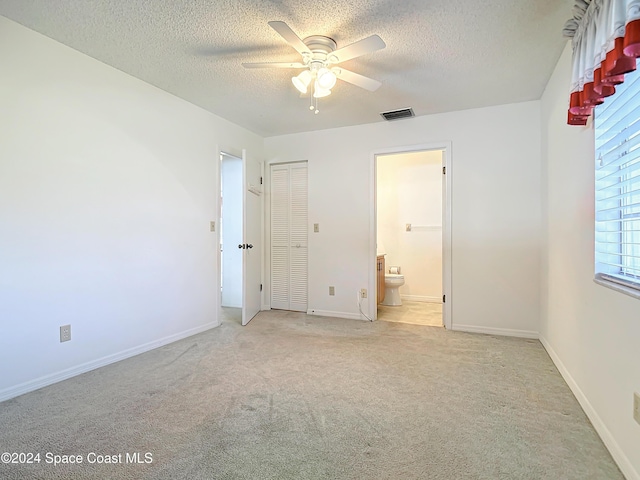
[221,156,243,308]
[540,42,640,480]
[0,17,263,400]
[377,150,442,302]
[265,100,542,336]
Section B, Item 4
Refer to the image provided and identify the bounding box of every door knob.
[238,244,245,249]
[247,244,253,249]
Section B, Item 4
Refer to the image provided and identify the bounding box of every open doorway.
[220,152,243,325]
[370,144,452,328]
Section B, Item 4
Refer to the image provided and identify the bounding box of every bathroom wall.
[377,150,443,302]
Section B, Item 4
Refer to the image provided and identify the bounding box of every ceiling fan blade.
[329,35,386,63]
[268,21,310,56]
[334,68,382,92]
[242,62,306,69]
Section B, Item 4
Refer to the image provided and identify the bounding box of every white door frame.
[369,142,452,329]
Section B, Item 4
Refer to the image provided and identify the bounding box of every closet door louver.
[270,163,308,312]
[270,167,290,310]
[289,165,308,311]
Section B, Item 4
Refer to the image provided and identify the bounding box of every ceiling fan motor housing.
[302,36,338,66]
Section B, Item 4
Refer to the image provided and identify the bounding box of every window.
[594,67,640,294]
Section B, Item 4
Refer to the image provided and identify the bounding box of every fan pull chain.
[308,81,319,114]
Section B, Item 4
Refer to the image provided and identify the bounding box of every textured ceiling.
[0,0,573,137]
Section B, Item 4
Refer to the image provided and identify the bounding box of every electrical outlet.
[60,324,71,343]
[360,288,367,299]
[634,392,640,425]
[329,286,335,296]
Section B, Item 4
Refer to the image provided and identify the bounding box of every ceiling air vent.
[380,108,414,121]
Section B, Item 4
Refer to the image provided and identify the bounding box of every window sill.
[593,276,640,300]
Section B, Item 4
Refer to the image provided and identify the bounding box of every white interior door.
[242,150,262,326]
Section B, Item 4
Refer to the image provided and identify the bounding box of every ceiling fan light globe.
[292,70,312,94]
[313,84,331,98]
[292,77,307,94]
[317,68,337,89]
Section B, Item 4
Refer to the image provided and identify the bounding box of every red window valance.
[565,0,640,125]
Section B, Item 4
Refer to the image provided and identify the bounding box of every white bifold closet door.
[270,163,308,312]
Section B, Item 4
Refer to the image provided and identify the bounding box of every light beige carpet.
[0,310,623,479]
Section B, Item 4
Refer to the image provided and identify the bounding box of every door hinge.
[260,176,263,185]
[442,294,446,303]
[442,166,446,174]
[260,283,263,291]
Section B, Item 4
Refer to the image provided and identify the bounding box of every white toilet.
[382,272,405,306]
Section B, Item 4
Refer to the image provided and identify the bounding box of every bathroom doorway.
[371,144,452,328]
[220,152,243,325]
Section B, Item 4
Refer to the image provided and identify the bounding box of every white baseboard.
[307,309,366,321]
[451,324,539,339]
[539,336,639,480]
[401,295,441,303]
[0,321,220,403]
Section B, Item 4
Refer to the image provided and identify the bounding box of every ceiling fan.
[242,21,386,113]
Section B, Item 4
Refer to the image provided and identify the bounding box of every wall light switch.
[210,221,216,232]
[634,392,640,425]
[329,286,335,296]
[314,223,319,233]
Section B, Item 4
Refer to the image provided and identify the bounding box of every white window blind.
[595,67,640,292]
